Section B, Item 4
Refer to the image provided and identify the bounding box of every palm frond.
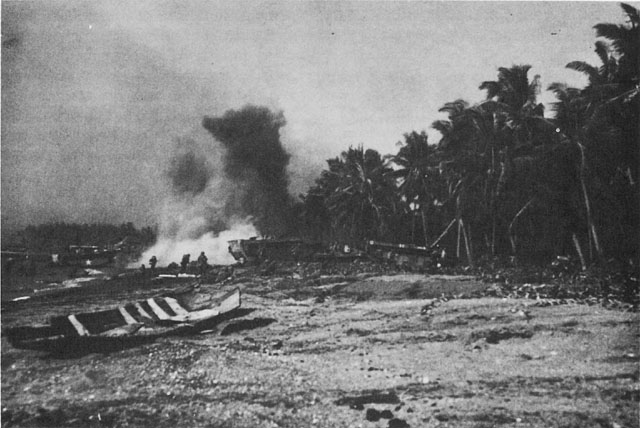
[437,99,469,115]
[620,3,640,27]
[594,23,627,46]
[594,40,611,67]
[479,81,500,100]
[566,61,600,83]
[529,74,542,99]
[431,120,452,135]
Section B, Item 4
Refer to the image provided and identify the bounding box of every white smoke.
[138,219,258,267]
[130,139,260,268]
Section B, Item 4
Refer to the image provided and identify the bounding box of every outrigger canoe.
[4,286,241,350]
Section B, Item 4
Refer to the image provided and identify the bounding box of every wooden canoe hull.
[4,287,241,349]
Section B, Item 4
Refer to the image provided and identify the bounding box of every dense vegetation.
[296,3,639,269]
[4,222,156,254]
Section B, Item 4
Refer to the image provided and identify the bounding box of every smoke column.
[202,105,295,238]
[167,145,211,196]
[136,106,297,268]
[136,139,258,267]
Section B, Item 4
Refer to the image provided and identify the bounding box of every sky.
[1,1,631,233]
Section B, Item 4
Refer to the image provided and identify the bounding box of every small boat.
[4,286,241,351]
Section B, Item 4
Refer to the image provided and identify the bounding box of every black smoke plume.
[202,105,294,237]
[166,141,211,196]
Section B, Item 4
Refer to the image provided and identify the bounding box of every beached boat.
[4,286,241,351]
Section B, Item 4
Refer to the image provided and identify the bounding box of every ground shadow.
[220,317,277,335]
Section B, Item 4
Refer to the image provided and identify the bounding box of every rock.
[334,391,400,407]
[365,408,381,422]
[388,418,410,428]
[380,409,394,419]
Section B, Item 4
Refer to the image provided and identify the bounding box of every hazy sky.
[1,1,629,232]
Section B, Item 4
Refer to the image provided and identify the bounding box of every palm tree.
[306,146,398,246]
[594,3,639,88]
[387,131,443,246]
[479,65,563,257]
[431,65,566,263]
[548,3,639,263]
[431,100,492,264]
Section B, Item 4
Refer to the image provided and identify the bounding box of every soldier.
[197,251,208,276]
[148,255,157,272]
[180,254,190,274]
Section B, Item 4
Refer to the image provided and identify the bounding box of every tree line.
[295,3,639,269]
[6,222,156,254]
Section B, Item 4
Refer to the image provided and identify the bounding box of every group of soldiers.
[141,251,209,276]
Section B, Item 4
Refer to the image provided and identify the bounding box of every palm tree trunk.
[459,218,474,267]
[456,219,462,260]
[491,214,496,256]
[575,140,603,261]
[508,197,536,255]
[456,196,462,259]
[430,218,457,248]
[411,212,416,244]
[572,233,587,271]
[491,147,496,256]
[420,208,428,247]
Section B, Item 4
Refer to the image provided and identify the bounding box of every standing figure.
[197,251,208,277]
[180,254,190,274]
[149,255,157,272]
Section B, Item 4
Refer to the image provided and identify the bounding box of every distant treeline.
[294,3,639,268]
[5,222,156,253]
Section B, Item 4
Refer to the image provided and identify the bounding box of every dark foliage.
[5,222,156,253]
[298,3,638,271]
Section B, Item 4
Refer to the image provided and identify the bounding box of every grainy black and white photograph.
[1,1,638,427]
